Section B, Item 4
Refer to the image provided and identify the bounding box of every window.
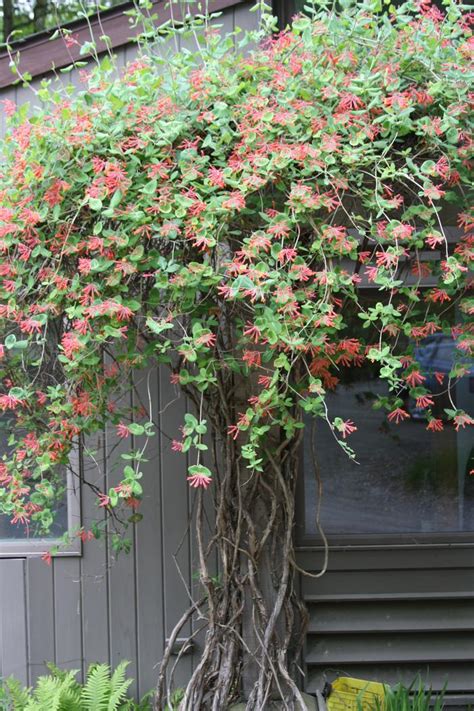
[0,0,128,44]
[0,421,80,556]
[302,296,474,541]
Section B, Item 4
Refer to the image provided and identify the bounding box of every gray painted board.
[80,432,110,674]
[0,559,28,684]
[159,368,193,688]
[53,557,83,674]
[302,568,474,597]
[307,631,474,664]
[307,598,474,633]
[133,368,165,697]
[105,385,139,695]
[25,557,55,683]
[296,546,474,571]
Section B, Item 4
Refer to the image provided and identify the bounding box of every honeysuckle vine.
[0,0,472,706]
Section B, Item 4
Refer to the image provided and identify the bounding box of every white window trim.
[0,447,82,557]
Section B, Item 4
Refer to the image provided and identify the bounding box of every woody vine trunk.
[155,374,308,711]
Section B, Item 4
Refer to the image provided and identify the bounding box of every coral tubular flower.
[187,471,212,489]
[405,370,425,387]
[97,493,111,508]
[427,418,443,432]
[454,413,474,431]
[387,408,410,424]
[416,395,434,409]
[116,423,130,438]
[340,419,357,438]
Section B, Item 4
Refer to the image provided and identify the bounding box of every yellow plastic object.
[326,676,386,711]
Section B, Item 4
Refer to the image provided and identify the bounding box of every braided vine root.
[155,425,308,711]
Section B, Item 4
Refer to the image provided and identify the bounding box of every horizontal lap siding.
[298,548,474,701]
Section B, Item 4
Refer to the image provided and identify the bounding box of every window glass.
[304,312,474,536]
[0,414,69,541]
[1,0,128,44]
[0,499,68,540]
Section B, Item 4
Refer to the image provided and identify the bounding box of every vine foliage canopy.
[0,0,472,705]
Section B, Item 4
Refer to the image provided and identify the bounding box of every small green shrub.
[0,676,30,711]
[362,678,447,711]
[164,689,184,711]
[0,662,152,711]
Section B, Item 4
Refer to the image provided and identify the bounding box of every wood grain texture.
[133,368,165,697]
[25,557,55,683]
[0,559,28,683]
[159,368,193,688]
[53,556,83,674]
[80,431,110,675]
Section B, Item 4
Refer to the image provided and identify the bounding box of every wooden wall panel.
[159,369,194,688]
[298,547,474,703]
[105,387,139,695]
[0,559,28,684]
[25,557,55,683]
[0,3,259,698]
[53,557,83,675]
[133,368,165,698]
[80,431,110,674]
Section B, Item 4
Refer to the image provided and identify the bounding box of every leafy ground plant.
[0,662,151,711]
[363,679,447,711]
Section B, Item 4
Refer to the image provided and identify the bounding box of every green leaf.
[188,464,212,477]
[89,198,102,211]
[109,190,122,209]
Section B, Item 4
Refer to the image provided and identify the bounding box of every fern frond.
[27,670,81,711]
[26,675,63,711]
[81,664,112,711]
[59,684,82,711]
[1,676,31,710]
[107,662,132,711]
[45,663,74,683]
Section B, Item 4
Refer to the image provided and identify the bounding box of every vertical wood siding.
[0,2,257,696]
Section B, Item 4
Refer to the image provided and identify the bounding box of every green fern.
[165,689,184,711]
[0,676,31,711]
[125,691,153,710]
[81,664,114,711]
[106,662,133,710]
[0,663,149,711]
[25,671,81,711]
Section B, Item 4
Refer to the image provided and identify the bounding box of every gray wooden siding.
[0,2,257,697]
[0,370,195,698]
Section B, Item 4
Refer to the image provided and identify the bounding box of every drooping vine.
[0,0,472,707]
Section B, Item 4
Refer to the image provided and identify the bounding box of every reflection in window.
[1,0,128,43]
[0,414,68,541]
[304,336,474,536]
